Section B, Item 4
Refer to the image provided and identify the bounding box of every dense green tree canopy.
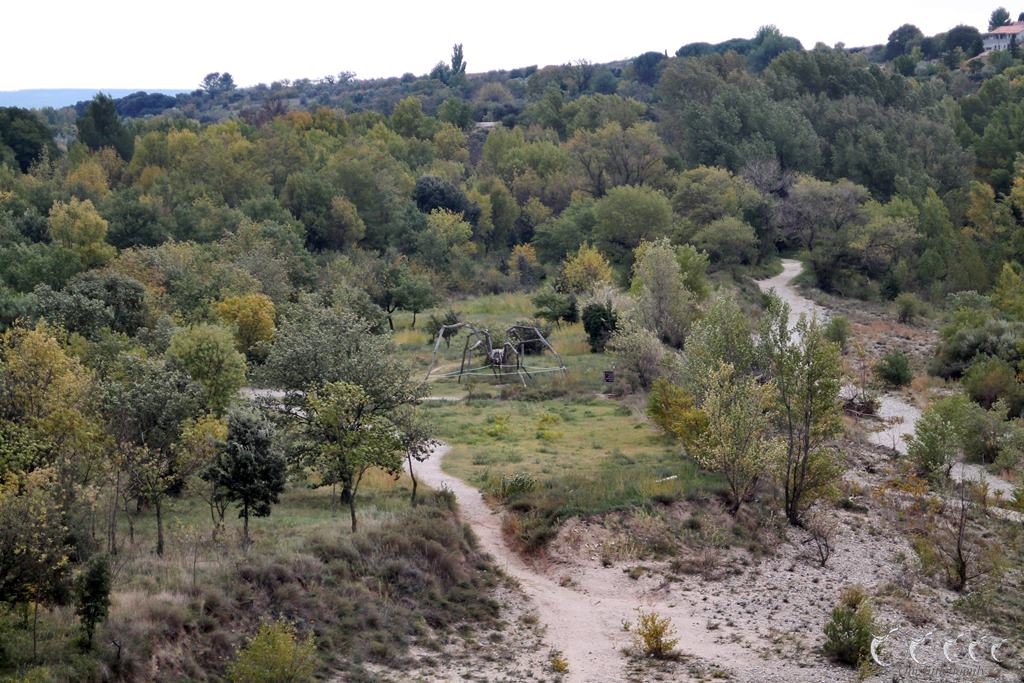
[0,108,56,172]
[76,94,133,159]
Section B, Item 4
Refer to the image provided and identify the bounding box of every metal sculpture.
[425,322,566,385]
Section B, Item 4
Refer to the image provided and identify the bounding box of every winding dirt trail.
[755,259,1014,496]
[416,447,829,682]
[417,447,630,680]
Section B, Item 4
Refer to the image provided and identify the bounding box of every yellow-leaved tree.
[561,243,613,295]
[214,293,277,362]
[48,198,116,267]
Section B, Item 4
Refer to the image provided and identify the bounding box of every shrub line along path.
[756,259,1014,497]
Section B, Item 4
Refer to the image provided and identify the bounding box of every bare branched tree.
[806,510,838,567]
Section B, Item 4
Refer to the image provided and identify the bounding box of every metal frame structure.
[424,322,566,385]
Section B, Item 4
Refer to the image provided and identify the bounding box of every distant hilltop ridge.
[0,88,187,109]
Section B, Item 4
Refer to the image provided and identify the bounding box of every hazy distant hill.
[0,88,186,109]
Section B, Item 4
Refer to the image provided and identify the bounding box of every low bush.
[894,292,926,323]
[497,472,537,500]
[549,649,569,673]
[630,609,679,659]
[532,289,578,326]
[930,318,1024,379]
[823,315,852,352]
[535,412,563,440]
[874,351,912,387]
[606,327,665,393]
[227,619,316,683]
[962,356,1024,416]
[823,585,875,667]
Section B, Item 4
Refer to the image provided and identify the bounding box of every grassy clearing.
[424,398,723,551]
[0,474,509,683]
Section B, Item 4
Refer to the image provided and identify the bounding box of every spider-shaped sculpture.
[425,323,565,384]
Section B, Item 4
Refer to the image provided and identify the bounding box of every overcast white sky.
[2,0,993,90]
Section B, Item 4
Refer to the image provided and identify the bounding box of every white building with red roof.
[984,21,1024,51]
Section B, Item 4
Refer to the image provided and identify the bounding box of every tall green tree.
[305,381,403,532]
[392,406,435,506]
[885,24,923,60]
[630,238,695,348]
[258,304,424,440]
[0,107,57,172]
[167,324,247,415]
[0,469,72,660]
[594,185,673,269]
[100,355,203,555]
[202,408,286,546]
[568,122,667,196]
[76,93,133,159]
[990,7,1011,30]
[367,256,437,330]
[695,363,782,514]
[48,198,116,269]
[74,554,111,649]
[758,295,843,525]
[682,294,755,398]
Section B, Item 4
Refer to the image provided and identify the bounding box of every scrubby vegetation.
[823,585,875,667]
[629,610,679,659]
[4,5,1024,680]
[0,484,505,682]
[874,349,913,387]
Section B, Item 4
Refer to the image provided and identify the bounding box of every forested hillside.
[3,19,1023,308]
[3,8,1024,682]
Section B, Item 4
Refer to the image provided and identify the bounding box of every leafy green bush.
[532,288,578,325]
[823,315,852,352]
[930,318,1024,378]
[906,406,961,480]
[607,327,665,393]
[581,301,617,353]
[962,356,1024,416]
[646,378,707,447]
[227,619,316,683]
[874,351,912,387]
[823,585,875,667]
[894,292,926,323]
[74,554,111,649]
